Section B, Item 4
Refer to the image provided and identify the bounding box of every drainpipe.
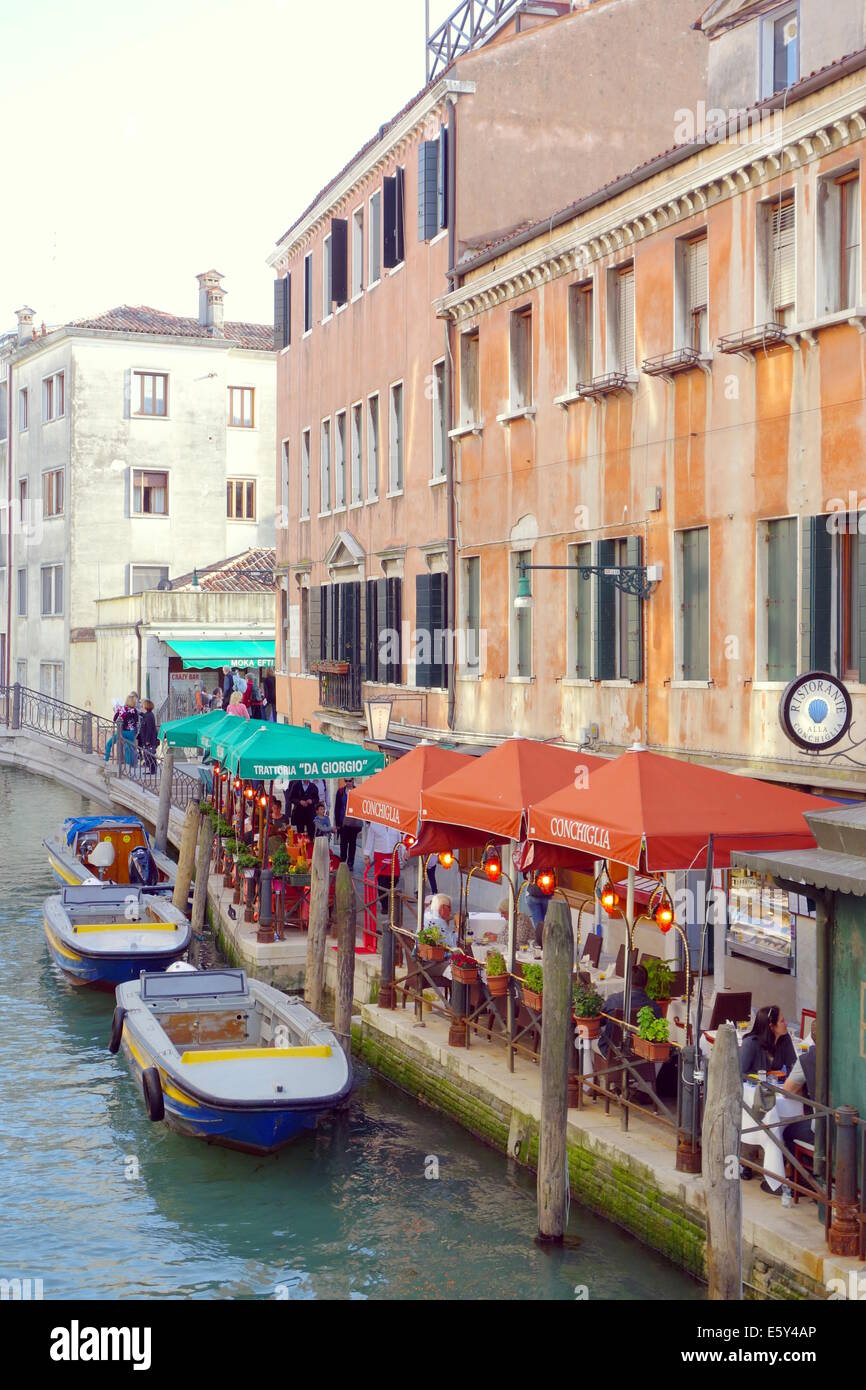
[446,94,458,733]
[5,355,13,700]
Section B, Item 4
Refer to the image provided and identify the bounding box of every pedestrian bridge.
[0,684,199,850]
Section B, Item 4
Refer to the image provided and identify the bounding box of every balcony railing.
[315,664,363,714]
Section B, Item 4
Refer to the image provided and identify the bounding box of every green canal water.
[0,767,702,1301]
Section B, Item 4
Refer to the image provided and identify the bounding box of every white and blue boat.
[44,884,191,990]
[43,816,176,891]
[111,969,352,1154]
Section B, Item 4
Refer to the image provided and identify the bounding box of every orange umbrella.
[526,746,838,872]
[345,744,473,836]
[418,738,608,850]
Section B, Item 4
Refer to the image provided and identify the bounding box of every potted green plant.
[450,950,478,986]
[222,837,238,886]
[633,1006,671,1062]
[417,924,446,962]
[270,847,293,880]
[521,962,544,1011]
[572,983,605,1039]
[644,959,675,1017]
[485,950,509,996]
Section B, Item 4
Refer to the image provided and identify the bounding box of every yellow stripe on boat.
[47,854,81,885]
[43,922,84,962]
[72,924,179,935]
[122,1027,200,1106]
[180,1046,332,1065]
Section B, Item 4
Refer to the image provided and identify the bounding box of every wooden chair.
[581,934,602,969]
[800,1008,816,1041]
[706,991,752,1031]
[613,944,626,978]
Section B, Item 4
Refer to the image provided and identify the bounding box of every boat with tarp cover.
[43,816,176,890]
[111,968,352,1153]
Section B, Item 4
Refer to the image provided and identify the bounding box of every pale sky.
[0,0,457,331]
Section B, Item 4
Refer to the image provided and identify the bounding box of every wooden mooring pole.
[154,746,174,856]
[304,835,331,1017]
[702,1021,743,1300]
[173,799,201,916]
[334,863,356,1058]
[537,897,574,1244]
[190,811,215,945]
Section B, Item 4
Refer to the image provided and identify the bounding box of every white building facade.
[2,275,276,709]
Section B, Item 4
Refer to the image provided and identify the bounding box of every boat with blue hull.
[43,816,176,891]
[111,969,352,1154]
[44,885,191,989]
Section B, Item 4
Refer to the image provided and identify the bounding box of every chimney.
[196,270,225,335]
[15,306,35,346]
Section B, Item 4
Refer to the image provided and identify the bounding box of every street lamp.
[365,698,393,743]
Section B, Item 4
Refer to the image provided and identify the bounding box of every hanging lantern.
[650,884,675,934]
[233,778,242,792]
[536,869,556,897]
[403,833,417,850]
[438,850,455,869]
[600,880,620,915]
[258,794,269,810]
[220,771,229,784]
[244,786,255,802]
[483,848,502,882]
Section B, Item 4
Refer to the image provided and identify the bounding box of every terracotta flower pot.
[654,998,671,1018]
[522,986,543,1011]
[451,962,478,986]
[633,1035,671,1062]
[574,1014,601,1039]
[418,941,446,963]
[486,972,508,997]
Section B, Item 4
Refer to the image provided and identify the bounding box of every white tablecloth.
[742,1085,805,1190]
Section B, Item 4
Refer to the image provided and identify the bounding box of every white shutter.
[687,237,708,315]
[617,268,635,373]
[771,200,796,314]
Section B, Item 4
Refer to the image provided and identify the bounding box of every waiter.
[362,821,406,920]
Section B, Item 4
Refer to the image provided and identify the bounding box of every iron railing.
[317,665,363,714]
[427,0,522,79]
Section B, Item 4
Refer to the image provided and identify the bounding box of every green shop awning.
[159,710,233,749]
[167,640,275,670]
[224,723,385,781]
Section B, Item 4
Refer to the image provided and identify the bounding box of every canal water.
[0,768,702,1300]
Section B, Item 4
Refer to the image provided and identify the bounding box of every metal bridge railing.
[426,0,522,80]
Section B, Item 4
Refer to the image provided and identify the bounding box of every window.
[42,371,65,422]
[0,381,5,442]
[350,404,363,505]
[365,577,403,684]
[227,386,254,428]
[609,265,635,373]
[762,7,799,98]
[335,411,347,509]
[41,564,63,616]
[511,551,532,678]
[18,387,28,432]
[281,441,290,520]
[16,568,26,617]
[367,395,380,499]
[352,207,365,297]
[418,129,448,241]
[301,430,311,519]
[132,469,168,515]
[567,542,592,678]
[320,419,331,513]
[677,527,709,681]
[299,584,310,673]
[759,518,797,681]
[677,235,709,352]
[509,308,532,411]
[568,282,594,389]
[415,573,449,688]
[274,274,291,350]
[432,359,447,481]
[369,191,382,285]
[304,253,313,333]
[761,195,796,325]
[383,168,405,269]
[133,371,168,418]
[226,479,256,520]
[322,233,333,320]
[802,513,866,682]
[42,469,64,518]
[389,383,403,493]
[130,565,169,595]
[15,660,26,687]
[39,662,63,699]
[817,169,860,315]
[461,555,481,674]
[18,476,28,528]
[594,537,643,681]
[459,330,480,427]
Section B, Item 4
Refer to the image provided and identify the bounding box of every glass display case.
[726,868,795,972]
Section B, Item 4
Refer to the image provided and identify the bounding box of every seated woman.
[423,893,459,949]
[740,1004,797,1079]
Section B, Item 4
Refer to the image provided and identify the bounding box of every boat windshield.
[140,970,248,1001]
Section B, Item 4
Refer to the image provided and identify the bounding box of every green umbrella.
[159,709,232,749]
[224,722,385,780]
[200,714,252,758]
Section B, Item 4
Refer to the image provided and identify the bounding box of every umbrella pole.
[417,857,424,936]
[262,779,273,862]
[621,866,636,1132]
[507,841,517,1074]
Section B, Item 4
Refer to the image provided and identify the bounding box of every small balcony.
[642,348,711,379]
[718,323,791,356]
[313,661,363,714]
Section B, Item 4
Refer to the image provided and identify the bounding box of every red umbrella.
[345,744,472,836]
[526,746,837,872]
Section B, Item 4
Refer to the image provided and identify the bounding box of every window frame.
[674,525,711,684]
[42,468,64,519]
[388,381,404,496]
[459,329,480,428]
[368,190,382,288]
[761,4,800,99]
[508,307,533,413]
[129,564,170,596]
[304,252,314,334]
[460,554,482,675]
[509,549,533,680]
[322,233,333,323]
[42,370,65,423]
[607,263,636,374]
[352,206,365,299]
[300,429,311,521]
[132,370,169,419]
[18,386,28,432]
[227,385,255,430]
[319,417,332,516]
[40,563,63,617]
[432,358,448,482]
[226,477,257,522]
[350,401,363,507]
[16,567,27,618]
[132,467,170,517]
[334,409,347,511]
[567,280,594,390]
[366,394,380,502]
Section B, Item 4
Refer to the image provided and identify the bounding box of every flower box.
[418,941,446,963]
[633,1036,671,1063]
[486,972,509,997]
[451,960,478,986]
[522,986,543,1011]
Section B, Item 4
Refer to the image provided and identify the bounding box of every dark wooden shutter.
[383,176,397,268]
[365,581,379,682]
[593,540,616,680]
[626,535,643,683]
[437,125,449,231]
[395,166,405,264]
[418,142,439,242]
[415,574,432,687]
[331,218,348,306]
[801,516,833,672]
[304,256,313,332]
[308,586,322,669]
[386,578,403,683]
[273,277,288,350]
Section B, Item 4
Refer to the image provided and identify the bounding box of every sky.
[0,0,458,331]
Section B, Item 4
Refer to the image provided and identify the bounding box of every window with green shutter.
[574,542,592,678]
[766,517,797,681]
[680,526,709,681]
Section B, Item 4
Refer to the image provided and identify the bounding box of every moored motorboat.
[43,816,176,891]
[44,885,191,989]
[111,968,352,1153]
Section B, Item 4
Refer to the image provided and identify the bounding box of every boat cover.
[63,816,145,846]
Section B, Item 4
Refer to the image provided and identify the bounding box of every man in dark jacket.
[334,779,362,870]
[222,667,234,706]
[597,963,660,1059]
[262,669,277,721]
[288,779,317,840]
[137,699,158,772]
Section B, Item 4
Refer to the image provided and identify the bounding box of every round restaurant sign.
[780,672,852,752]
